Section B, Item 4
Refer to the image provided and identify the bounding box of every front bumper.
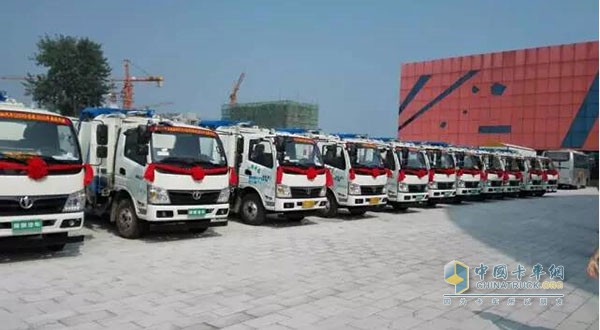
[388,192,428,203]
[142,203,229,226]
[272,197,327,212]
[482,182,504,194]
[456,187,481,196]
[342,194,388,207]
[0,212,84,238]
[428,189,456,199]
[545,184,558,193]
[503,183,521,193]
[521,184,545,192]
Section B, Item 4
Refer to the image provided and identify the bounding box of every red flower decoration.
[190,166,206,181]
[306,167,317,180]
[27,157,48,180]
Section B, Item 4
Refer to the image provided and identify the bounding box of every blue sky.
[1,1,598,136]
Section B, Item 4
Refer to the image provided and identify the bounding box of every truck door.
[322,144,348,202]
[381,147,396,196]
[115,129,148,209]
[242,139,276,202]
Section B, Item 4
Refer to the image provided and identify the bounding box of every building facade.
[222,100,318,129]
[398,41,599,151]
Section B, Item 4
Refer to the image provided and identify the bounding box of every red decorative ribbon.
[433,168,456,176]
[352,167,388,178]
[398,168,428,182]
[229,167,238,186]
[529,169,543,176]
[0,157,93,185]
[486,169,504,177]
[546,169,559,176]
[457,168,481,177]
[144,163,228,182]
[511,171,523,180]
[276,166,328,184]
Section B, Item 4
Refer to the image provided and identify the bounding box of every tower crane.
[229,72,245,106]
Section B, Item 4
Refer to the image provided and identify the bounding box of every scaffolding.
[222,100,318,129]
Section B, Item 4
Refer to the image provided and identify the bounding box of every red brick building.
[397,41,599,151]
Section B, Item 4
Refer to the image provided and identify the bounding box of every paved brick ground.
[0,188,597,329]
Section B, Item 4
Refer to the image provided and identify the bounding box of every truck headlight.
[451,182,456,189]
[217,188,230,203]
[458,180,465,188]
[319,186,327,197]
[428,181,437,189]
[398,182,409,192]
[485,181,492,187]
[148,185,170,204]
[276,184,291,198]
[63,190,85,212]
[349,183,361,195]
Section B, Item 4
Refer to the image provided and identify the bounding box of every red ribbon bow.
[0,157,93,185]
[457,168,480,177]
[353,167,388,178]
[144,163,228,182]
[433,168,456,176]
[276,166,328,184]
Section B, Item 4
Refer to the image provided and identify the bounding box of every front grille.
[290,187,322,198]
[490,180,502,187]
[464,181,479,188]
[360,185,384,195]
[0,195,68,216]
[437,182,454,190]
[408,184,427,193]
[531,180,541,185]
[168,190,220,205]
[510,181,520,186]
[548,180,557,185]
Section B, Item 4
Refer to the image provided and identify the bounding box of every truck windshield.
[396,149,427,169]
[541,159,555,170]
[529,158,542,170]
[151,131,227,167]
[460,153,482,170]
[427,150,454,169]
[349,144,384,168]
[279,137,323,167]
[0,115,81,164]
[484,155,504,170]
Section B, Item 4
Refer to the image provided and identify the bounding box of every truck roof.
[0,100,65,118]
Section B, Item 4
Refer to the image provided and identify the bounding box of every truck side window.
[124,131,146,165]
[381,149,395,170]
[249,139,273,168]
[323,145,345,170]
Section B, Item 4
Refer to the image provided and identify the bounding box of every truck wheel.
[349,207,367,216]
[319,191,338,218]
[46,233,67,252]
[115,198,148,239]
[240,193,266,225]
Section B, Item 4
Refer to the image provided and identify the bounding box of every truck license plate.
[369,197,380,205]
[11,220,43,235]
[302,200,315,208]
[188,209,206,217]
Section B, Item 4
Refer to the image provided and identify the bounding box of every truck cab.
[0,100,90,250]
[452,148,482,200]
[480,151,505,197]
[540,156,558,193]
[379,141,429,210]
[307,133,388,217]
[78,108,230,238]
[212,124,329,225]
[422,145,456,205]
[499,153,525,197]
[521,156,546,196]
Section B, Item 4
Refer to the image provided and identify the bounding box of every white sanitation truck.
[203,123,329,225]
[0,99,90,250]
[78,108,230,238]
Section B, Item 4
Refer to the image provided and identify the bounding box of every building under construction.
[222,100,318,129]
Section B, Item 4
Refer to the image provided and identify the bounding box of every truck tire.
[349,207,367,216]
[240,193,266,225]
[46,233,67,252]
[115,198,148,239]
[319,191,338,218]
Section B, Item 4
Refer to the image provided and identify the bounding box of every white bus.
[542,150,590,189]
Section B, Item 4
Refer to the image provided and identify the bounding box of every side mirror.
[137,145,149,156]
[96,124,108,145]
[137,125,151,145]
[236,137,244,154]
[96,146,108,159]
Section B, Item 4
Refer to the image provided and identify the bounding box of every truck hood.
[0,172,83,196]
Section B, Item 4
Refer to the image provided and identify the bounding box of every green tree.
[25,35,112,116]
